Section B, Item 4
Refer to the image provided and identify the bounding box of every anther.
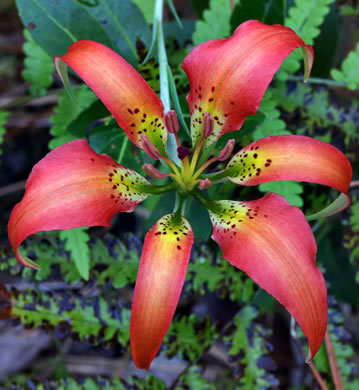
[177,146,190,160]
[141,134,161,160]
[218,139,235,161]
[165,110,179,134]
[199,178,212,190]
[202,112,214,137]
[142,164,168,179]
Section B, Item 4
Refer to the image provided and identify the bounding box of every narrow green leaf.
[60,227,90,280]
[22,29,54,96]
[306,192,350,221]
[167,65,190,136]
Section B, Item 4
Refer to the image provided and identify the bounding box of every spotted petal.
[209,193,327,360]
[55,40,167,153]
[8,139,153,269]
[130,214,193,369]
[226,135,352,213]
[182,20,313,149]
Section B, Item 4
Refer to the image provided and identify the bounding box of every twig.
[0,180,26,197]
[290,317,329,390]
[324,330,344,390]
[306,361,330,390]
[287,75,351,89]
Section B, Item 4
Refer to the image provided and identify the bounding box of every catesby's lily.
[8,21,352,369]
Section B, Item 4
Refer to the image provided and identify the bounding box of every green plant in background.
[1,0,358,388]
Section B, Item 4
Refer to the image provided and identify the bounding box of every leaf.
[253,89,291,141]
[192,0,232,45]
[59,227,90,280]
[132,0,155,23]
[230,0,285,33]
[49,85,97,149]
[190,0,210,19]
[15,0,113,57]
[12,290,131,347]
[22,29,54,96]
[259,181,304,207]
[178,366,216,390]
[128,376,166,390]
[15,0,150,65]
[0,110,9,157]
[226,306,276,389]
[279,0,335,78]
[331,43,359,90]
[165,314,217,361]
[79,0,151,66]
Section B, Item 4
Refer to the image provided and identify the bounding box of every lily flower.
[8,20,352,370]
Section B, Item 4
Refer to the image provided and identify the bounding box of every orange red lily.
[8,21,352,369]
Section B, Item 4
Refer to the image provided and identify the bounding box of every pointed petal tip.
[209,193,327,363]
[16,249,40,270]
[8,140,152,268]
[130,214,193,370]
[56,40,167,150]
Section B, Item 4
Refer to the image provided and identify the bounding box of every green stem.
[201,169,228,182]
[147,181,177,195]
[154,0,180,166]
[191,189,215,211]
[173,192,188,219]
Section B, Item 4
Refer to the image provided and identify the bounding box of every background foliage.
[0,0,358,388]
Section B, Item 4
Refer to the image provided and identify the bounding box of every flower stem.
[147,181,177,195]
[154,0,180,166]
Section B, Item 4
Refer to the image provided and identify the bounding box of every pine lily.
[8,21,352,370]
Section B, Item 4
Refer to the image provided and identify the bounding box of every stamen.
[177,146,191,160]
[202,112,214,137]
[142,164,168,179]
[199,178,212,190]
[218,139,235,161]
[141,134,161,160]
[165,110,179,134]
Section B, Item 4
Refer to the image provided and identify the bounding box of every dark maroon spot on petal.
[128,108,133,114]
[265,163,270,167]
[208,98,213,102]
[134,108,140,114]
[130,123,135,127]
[90,158,95,162]
[253,153,258,159]
[211,86,215,92]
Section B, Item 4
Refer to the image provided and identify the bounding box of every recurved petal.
[8,139,153,268]
[209,193,327,360]
[130,214,193,369]
[226,135,352,213]
[55,40,167,153]
[182,20,313,149]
